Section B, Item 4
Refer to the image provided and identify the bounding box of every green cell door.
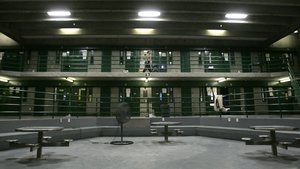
[100,87,111,116]
[37,51,48,72]
[181,88,192,116]
[124,87,140,117]
[102,50,112,72]
[241,52,252,72]
[180,51,191,72]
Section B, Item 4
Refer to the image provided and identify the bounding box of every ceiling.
[0,0,300,48]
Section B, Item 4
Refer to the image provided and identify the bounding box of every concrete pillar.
[190,51,203,72]
[173,88,181,115]
[191,88,200,115]
[21,87,35,114]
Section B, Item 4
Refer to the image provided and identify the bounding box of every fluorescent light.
[206,29,227,36]
[135,18,165,21]
[59,28,81,35]
[47,18,76,21]
[133,28,156,35]
[225,13,248,19]
[0,77,9,82]
[279,77,290,83]
[65,77,75,83]
[221,20,248,23]
[47,10,71,17]
[138,10,161,17]
[217,78,227,83]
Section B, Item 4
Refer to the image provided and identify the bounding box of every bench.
[174,129,184,136]
[241,137,254,145]
[258,135,269,139]
[150,129,158,135]
[278,142,292,149]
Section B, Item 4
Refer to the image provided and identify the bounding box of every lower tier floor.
[0,136,300,169]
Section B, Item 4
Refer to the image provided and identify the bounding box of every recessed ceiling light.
[206,29,227,36]
[47,10,71,17]
[279,77,290,83]
[133,28,156,35]
[294,30,298,34]
[138,10,161,17]
[0,77,9,83]
[59,28,81,35]
[217,78,227,83]
[47,18,76,21]
[65,77,75,83]
[225,13,248,19]
[135,18,165,21]
[221,20,248,23]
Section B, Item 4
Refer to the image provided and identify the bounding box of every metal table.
[151,121,181,142]
[15,126,64,159]
[249,125,298,156]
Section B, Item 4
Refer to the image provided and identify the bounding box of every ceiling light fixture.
[138,10,161,17]
[206,29,227,36]
[225,13,248,19]
[217,78,227,83]
[221,20,248,24]
[135,18,165,21]
[47,10,71,17]
[279,77,290,83]
[0,77,9,83]
[59,28,81,35]
[65,77,75,83]
[294,30,299,34]
[133,28,156,35]
[47,18,76,21]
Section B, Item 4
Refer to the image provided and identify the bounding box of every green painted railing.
[287,61,300,105]
[0,50,289,73]
[0,88,299,119]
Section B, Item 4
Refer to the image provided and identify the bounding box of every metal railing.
[0,53,288,73]
[287,61,300,104]
[0,88,299,119]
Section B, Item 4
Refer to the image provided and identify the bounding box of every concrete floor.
[0,136,300,169]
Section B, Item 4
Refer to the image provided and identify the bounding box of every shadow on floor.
[6,152,77,167]
[242,150,300,164]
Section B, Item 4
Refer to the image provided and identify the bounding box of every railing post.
[19,90,23,120]
[146,98,149,117]
[277,91,282,118]
[52,91,55,119]
[96,97,99,117]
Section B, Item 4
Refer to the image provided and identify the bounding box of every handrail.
[0,87,299,119]
[287,60,300,104]
[0,51,289,73]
